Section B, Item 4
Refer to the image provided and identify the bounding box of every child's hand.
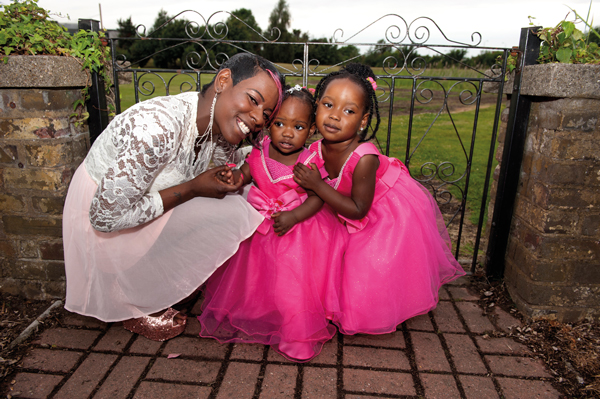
[271,211,299,236]
[216,168,242,186]
[293,163,322,191]
[216,167,234,185]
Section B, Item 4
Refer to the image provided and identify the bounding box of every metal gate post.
[78,19,109,144]
[484,27,541,279]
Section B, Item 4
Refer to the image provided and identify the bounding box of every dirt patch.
[0,293,61,389]
[469,276,600,398]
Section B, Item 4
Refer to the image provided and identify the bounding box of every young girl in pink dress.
[294,64,466,335]
[198,85,347,362]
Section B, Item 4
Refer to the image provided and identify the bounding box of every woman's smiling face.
[213,69,280,145]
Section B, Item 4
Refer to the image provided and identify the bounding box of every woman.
[63,53,284,341]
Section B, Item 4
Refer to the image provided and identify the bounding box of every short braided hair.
[314,63,380,142]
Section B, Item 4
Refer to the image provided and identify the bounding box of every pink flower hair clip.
[366,77,377,91]
[304,87,316,95]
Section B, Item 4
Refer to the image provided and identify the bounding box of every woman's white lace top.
[84,92,239,232]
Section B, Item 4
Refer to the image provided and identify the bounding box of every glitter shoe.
[122,308,187,341]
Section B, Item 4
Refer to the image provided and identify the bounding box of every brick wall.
[487,64,600,322]
[0,56,90,299]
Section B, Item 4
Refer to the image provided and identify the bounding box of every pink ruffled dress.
[310,140,466,335]
[198,138,347,362]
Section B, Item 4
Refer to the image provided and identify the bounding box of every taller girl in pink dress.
[199,86,347,362]
[294,64,466,336]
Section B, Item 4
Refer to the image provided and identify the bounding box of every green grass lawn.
[382,105,499,228]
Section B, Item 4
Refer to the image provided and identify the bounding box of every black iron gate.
[85,12,540,276]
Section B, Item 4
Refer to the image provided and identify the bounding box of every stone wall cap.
[0,55,88,88]
[507,63,600,99]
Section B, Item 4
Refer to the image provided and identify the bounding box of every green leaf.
[562,21,575,37]
[572,29,584,41]
[556,48,573,63]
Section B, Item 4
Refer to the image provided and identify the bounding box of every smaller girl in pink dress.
[294,64,466,336]
[198,85,347,362]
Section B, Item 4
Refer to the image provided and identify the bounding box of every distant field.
[116,64,494,111]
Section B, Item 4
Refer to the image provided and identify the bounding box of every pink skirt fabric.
[63,164,264,322]
[333,169,465,335]
[199,204,346,362]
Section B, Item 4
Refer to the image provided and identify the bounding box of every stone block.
[42,280,65,298]
[544,187,597,209]
[46,261,66,281]
[1,117,55,140]
[40,241,64,260]
[529,99,563,131]
[32,196,65,215]
[0,193,26,213]
[544,135,600,161]
[581,213,600,236]
[0,277,42,298]
[4,168,66,191]
[47,89,83,111]
[519,64,600,99]
[25,143,72,167]
[527,259,569,284]
[20,90,47,110]
[0,56,88,88]
[515,276,600,308]
[560,104,599,132]
[2,215,62,237]
[0,240,16,258]
[19,240,38,258]
[543,161,589,185]
[0,144,18,163]
[529,182,550,209]
[571,262,600,285]
[537,235,599,261]
[6,259,47,280]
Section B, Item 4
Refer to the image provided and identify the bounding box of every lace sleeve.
[88,109,180,232]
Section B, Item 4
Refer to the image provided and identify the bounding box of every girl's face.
[269,97,315,157]
[315,78,369,145]
[213,70,280,145]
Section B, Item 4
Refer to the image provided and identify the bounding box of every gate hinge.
[510,46,523,74]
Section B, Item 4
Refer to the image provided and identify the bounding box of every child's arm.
[293,155,379,220]
[216,162,252,186]
[271,192,323,236]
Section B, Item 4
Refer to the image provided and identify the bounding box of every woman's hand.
[293,163,323,192]
[271,211,299,236]
[190,165,244,199]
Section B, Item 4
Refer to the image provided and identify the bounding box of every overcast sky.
[24,0,600,54]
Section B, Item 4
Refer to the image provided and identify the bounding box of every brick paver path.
[6,277,564,398]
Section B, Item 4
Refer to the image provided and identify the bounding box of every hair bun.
[342,63,375,79]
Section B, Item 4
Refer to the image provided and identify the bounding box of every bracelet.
[240,173,245,181]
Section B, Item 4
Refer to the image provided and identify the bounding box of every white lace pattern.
[84,92,239,232]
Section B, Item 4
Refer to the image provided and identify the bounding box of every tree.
[262,0,294,63]
[127,9,191,69]
[211,9,263,59]
[465,51,503,68]
[116,17,136,52]
[268,0,291,34]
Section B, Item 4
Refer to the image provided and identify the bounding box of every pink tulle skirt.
[332,171,466,335]
[63,164,264,322]
[198,205,347,362]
